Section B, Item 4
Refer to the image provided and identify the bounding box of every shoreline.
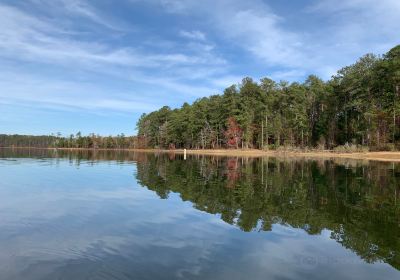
[172,149,400,162]
[1,147,400,162]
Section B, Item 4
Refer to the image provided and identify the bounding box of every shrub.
[333,143,369,153]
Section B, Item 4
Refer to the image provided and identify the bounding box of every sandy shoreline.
[2,147,400,162]
[169,149,400,162]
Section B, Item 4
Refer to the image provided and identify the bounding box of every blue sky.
[0,0,399,136]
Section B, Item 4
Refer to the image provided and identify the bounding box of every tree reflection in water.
[134,153,400,270]
[1,148,399,270]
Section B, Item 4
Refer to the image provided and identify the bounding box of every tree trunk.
[377,130,380,148]
[393,85,400,145]
[265,115,269,148]
[261,120,264,150]
[277,134,280,147]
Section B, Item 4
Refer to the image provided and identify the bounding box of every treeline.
[137,45,400,150]
[0,133,137,149]
[0,134,58,148]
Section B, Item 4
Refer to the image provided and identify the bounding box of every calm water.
[0,149,399,280]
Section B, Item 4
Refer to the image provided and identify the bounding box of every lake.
[0,148,399,280]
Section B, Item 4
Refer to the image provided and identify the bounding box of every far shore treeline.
[1,45,399,151]
[0,133,136,149]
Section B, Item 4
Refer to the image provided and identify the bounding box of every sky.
[0,0,399,136]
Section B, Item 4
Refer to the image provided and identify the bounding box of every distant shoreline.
[1,146,400,162]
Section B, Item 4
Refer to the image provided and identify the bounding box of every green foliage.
[0,133,137,149]
[137,45,400,150]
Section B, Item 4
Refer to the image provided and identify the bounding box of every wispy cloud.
[2,0,233,69]
[0,4,222,69]
[154,0,307,67]
[0,71,162,113]
[60,0,119,29]
[29,0,125,30]
[307,0,400,48]
[0,1,228,117]
[147,0,400,79]
[179,30,206,41]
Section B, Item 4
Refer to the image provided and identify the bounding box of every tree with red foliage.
[224,117,242,149]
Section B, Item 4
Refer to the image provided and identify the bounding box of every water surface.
[0,148,399,279]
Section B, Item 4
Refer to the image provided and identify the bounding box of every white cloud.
[218,8,304,67]
[146,0,400,79]
[308,0,400,46]
[0,71,162,113]
[0,5,219,69]
[128,72,219,98]
[155,0,306,67]
[0,5,136,68]
[309,0,400,14]
[0,2,230,116]
[29,0,125,30]
[60,0,117,29]
[180,30,206,41]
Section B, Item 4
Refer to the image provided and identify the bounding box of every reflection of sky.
[0,158,398,280]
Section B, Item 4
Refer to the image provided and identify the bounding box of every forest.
[0,133,136,149]
[137,45,400,151]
